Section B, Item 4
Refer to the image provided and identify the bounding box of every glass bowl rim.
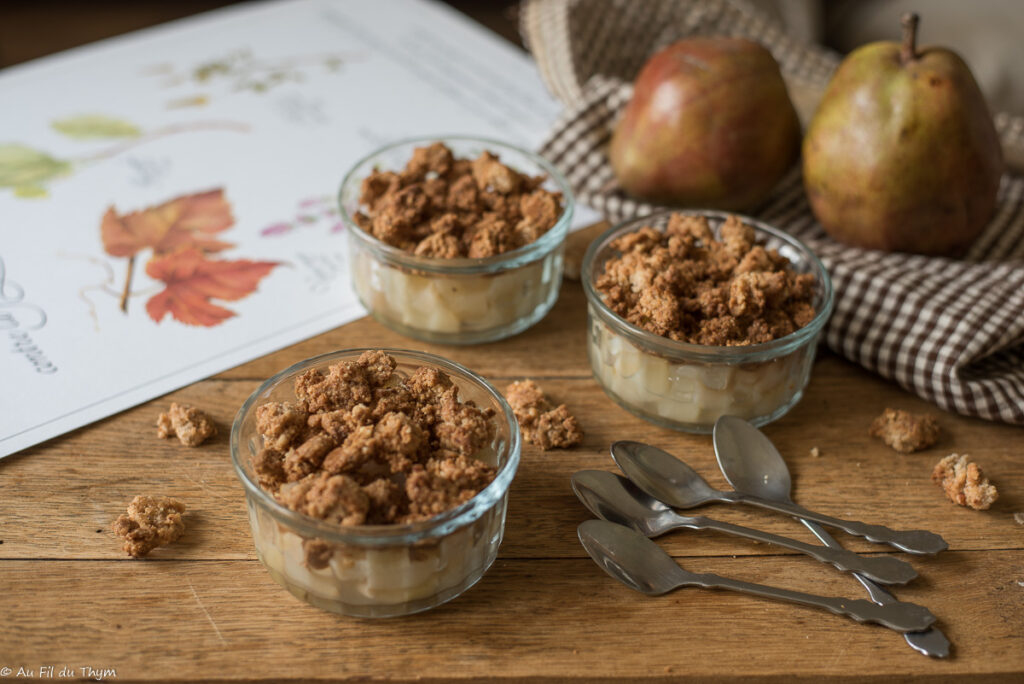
[338,135,575,275]
[581,209,835,363]
[230,347,521,546]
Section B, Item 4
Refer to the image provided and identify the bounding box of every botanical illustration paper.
[0,0,567,458]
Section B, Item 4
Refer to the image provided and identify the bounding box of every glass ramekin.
[230,348,521,618]
[338,136,574,345]
[582,210,834,433]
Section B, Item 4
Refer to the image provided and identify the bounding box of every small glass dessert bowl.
[230,348,521,618]
[338,136,574,345]
[582,210,834,433]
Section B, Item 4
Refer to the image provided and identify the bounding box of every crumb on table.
[112,495,186,557]
[932,453,998,510]
[869,408,939,453]
[1013,512,1024,525]
[157,402,217,447]
[809,446,820,458]
[505,380,583,450]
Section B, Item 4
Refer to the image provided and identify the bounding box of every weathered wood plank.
[1,554,1022,682]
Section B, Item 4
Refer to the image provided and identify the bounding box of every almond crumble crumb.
[809,446,820,458]
[869,408,939,453]
[594,214,816,345]
[1012,512,1024,525]
[254,351,497,530]
[932,453,998,510]
[112,496,186,557]
[354,142,563,258]
[157,402,216,447]
[505,380,583,450]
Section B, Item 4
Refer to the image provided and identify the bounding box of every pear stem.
[900,12,920,63]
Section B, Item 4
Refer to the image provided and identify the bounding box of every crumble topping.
[505,380,583,450]
[932,453,998,510]
[353,142,563,258]
[157,402,216,447]
[809,446,821,458]
[1013,512,1024,525]
[112,496,186,557]
[254,351,497,525]
[594,214,816,345]
[869,408,939,453]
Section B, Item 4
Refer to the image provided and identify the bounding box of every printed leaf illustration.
[0,143,71,197]
[52,114,141,140]
[145,247,279,327]
[101,189,236,258]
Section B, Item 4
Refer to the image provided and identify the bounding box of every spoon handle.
[694,517,917,585]
[734,495,948,554]
[798,518,951,658]
[681,572,936,633]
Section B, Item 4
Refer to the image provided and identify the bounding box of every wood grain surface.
[2,280,1023,683]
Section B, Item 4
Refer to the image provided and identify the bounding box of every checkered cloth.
[521,0,1024,424]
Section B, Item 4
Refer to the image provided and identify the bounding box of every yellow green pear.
[803,14,1003,255]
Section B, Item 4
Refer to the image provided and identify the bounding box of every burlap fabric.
[521,0,1024,424]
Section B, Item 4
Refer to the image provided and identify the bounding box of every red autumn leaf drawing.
[101,188,236,258]
[145,247,279,327]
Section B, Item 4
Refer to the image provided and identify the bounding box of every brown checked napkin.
[520,0,1024,425]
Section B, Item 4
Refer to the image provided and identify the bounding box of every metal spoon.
[571,469,917,585]
[578,519,936,633]
[611,441,948,555]
[711,415,951,658]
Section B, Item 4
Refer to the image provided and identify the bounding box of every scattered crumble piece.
[932,453,998,510]
[869,408,939,453]
[112,496,186,557]
[593,214,816,345]
[1012,512,1024,525]
[354,142,563,258]
[254,351,497,528]
[157,402,217,447]
[505,380,583,450]
[809,446,820,458]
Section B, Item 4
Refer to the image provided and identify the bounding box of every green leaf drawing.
[0,144,72,198]
[52,114,141,140]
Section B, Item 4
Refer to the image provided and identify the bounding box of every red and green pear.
[610,38,801,211]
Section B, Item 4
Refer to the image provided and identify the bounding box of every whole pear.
[803,14,1003,255]
[609,38,800,211]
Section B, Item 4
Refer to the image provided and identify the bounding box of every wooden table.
[2,273,1023,682]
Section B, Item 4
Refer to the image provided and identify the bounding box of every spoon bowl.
[578,519,681,595]
[571,470,676,536]
[713,415,793,501]
[610,440,727,508]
